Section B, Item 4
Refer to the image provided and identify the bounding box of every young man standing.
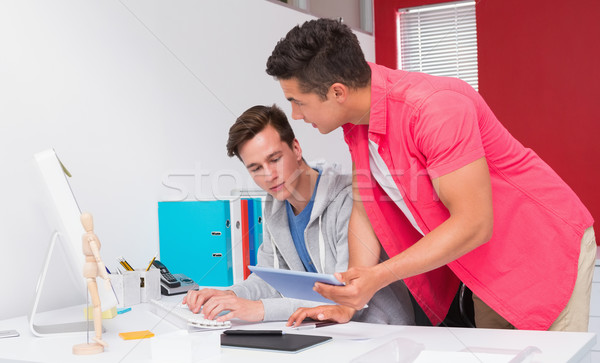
[267,19,595,331]
[184,104,414,326]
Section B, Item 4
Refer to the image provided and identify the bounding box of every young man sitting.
[183,104,415,325]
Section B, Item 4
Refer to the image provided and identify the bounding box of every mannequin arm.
[89,240,110,281]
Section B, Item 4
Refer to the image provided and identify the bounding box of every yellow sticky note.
[84,306,118,320]
[119,330,155,340]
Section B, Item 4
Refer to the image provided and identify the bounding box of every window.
[397,1,478,90]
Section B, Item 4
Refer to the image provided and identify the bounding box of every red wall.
[374,0,600,244]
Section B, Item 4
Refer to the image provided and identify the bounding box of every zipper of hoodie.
[303,216,326,273]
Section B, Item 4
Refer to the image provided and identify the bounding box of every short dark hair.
[227,104,295,160]
[266,18,371,100]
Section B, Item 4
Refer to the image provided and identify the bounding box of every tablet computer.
[248,265,343,304]
[221,332,332,353]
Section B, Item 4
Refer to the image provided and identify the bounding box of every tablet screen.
[248,266,343,304]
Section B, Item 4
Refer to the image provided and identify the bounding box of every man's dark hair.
[266,18,371,100]
[227,104,295,160]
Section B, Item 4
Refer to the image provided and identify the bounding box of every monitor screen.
[34,148,118,312]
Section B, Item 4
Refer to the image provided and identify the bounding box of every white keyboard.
[149,299,231,330]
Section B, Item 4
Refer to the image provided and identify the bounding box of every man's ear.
[292,138,302,161]
[330,83,348,103]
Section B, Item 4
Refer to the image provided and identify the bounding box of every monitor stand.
[29,231,104,337]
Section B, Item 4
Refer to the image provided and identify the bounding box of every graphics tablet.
[221,333,332,353]
[248,265,343,304]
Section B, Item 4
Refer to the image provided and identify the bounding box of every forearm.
[230,273,281,300]
[262,297,323,321]
[374,212,492,288]
[348,166,381,268]
[348,204,381,268]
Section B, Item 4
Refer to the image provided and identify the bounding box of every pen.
[117,307,132,314]
[293,321,337,330]
[223,330,284,336]
[145,252,157,271]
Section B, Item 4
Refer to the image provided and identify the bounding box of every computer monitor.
[31,148,118,336]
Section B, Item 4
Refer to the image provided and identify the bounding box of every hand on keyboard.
[199,294,265,322]
[183,288,235,313]
[150,299,231,330]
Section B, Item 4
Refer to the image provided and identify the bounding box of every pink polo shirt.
[343,62,593,330]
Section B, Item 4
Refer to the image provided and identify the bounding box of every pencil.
[118,256,134,271]
[145,253,157,271]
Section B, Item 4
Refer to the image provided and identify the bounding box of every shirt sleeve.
[412,90,485,178]
[333,185,352,273]
[261,298,328,322]
[229,225,281,300]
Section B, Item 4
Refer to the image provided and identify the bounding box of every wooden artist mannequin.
[72,212,111,355]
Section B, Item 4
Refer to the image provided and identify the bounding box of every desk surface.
[0,295,596,363]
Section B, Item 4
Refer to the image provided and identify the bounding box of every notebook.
[220,333,332,353]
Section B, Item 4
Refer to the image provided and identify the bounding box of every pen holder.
[109,271,141,308]
[139,268,161,303]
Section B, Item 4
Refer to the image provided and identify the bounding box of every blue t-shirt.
[285,169,322,273]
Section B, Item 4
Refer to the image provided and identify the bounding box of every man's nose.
[290,103,303,120]
[264,164,278,181]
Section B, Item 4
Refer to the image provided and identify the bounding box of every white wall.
[309,0,362,31]
[0,0,374,320]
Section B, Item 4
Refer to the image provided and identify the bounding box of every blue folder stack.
[158,201,233,286]
[244,198,264,268]
[158,199,263,287]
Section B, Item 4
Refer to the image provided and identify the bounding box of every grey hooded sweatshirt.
[230,164,415,325]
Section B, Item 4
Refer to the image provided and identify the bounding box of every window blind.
[397,1,478,90]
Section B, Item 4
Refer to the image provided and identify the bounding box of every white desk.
[0,295,596,363]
